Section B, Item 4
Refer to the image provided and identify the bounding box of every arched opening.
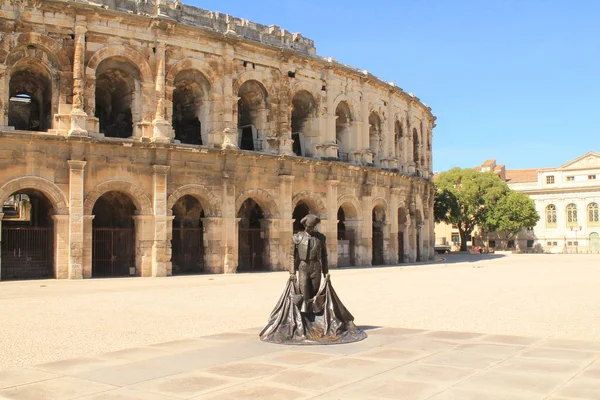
[372,206,386,265]
[1,190,54,280]
[171,195,205,275]
[338,202,360,267]
[92,191,137,277]
[95,57,140,138]
[589,232,600,253]
[394,120,403,161]
[237,199,267,272]
[237,80,268,151]
[291,90,316,157]
[369,112,382,165]
[292,202,311,233]
[398,207,408,263]
[412,128,420,167]
[335,101,352,161]
[172,69,209,145]
[8,63,52,132]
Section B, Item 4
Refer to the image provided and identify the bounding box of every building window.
[589,175,596,180]
[574,241,579,246]
[488,240,496,248]
[451,233,459,244]
[567,176,575,181]
[527,240,534,248]
[546,204,557,227]
[553,241,558,246]
[566,203,578,226]
[588,202,599,225]
[507,240,515,249]
[546,241,552,246]
[546,175,555,184]
[567,241,573,246]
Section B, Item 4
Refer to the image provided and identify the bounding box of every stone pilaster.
[153,41,172,142]
[69,24,88,136]
[261,218,280,270]
[53,215,69,279]
[68,160,86,278]
[389,188,401,264]
[386,92,394,158]
[152,165,170,276]
[360,184,373,266]
[82,215,94,278]
[360,89,370,163]
[133,215,154,277]
[325,179,339,267]
[278,174,295,268]
[201,217,224,273]
[0,66,7,127]
[222,43,236,133]
[222,171,237,273]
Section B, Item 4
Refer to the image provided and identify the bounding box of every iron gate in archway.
[92,228,135,277]
[1,227,53,280]
[372,230,384,265]
[171,227,204,274]
[238,227,265,272]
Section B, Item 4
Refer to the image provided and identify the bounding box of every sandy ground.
[1,253,600,370]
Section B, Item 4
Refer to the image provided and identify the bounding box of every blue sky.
[188,0,599,172]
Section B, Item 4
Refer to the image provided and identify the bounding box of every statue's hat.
[300,214,320,228]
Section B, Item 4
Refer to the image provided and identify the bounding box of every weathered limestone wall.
[0,0,436,279]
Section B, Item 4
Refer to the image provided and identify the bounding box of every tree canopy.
[482,191,539,240]
[434,168,508,251]
[435,167,540,251]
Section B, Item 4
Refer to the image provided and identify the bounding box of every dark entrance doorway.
[92,191,136,277]
[398,232,405,263]
[293,202,310,233]
[337,207,354,267]
[372,207,385,265]
[398,208,408,264]
[1,191,54,280]
[171,195,204,275]
[237,199,267,272]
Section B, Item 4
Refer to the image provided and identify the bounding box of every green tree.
[483,191,539,242]
[435,168,508,251]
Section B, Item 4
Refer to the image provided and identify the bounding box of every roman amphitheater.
[0,0,435,280]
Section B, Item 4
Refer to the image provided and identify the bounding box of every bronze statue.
[260,214,366,345]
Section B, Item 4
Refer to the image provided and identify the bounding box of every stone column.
[68,160,86,279]
[0,66,7,127]
[222,172,238,273]
[82,215,94,278]
[202,217,224,273]
[153,41,172,142]
[389,188,401,264]
[278,174,294,269]
[152,165,171,277]
[360,88,371,164]
[360,184,373,266]
[325,179,339,267]
[262,218,281,270]
[69,25,88,136]
[53,215,70,279]
[133,215,154,277]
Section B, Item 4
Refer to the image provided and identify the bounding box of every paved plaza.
[1,254,600,399]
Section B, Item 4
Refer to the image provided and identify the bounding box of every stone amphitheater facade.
[0,0,435,280]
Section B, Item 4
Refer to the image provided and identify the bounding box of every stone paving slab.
[2,326,600,400]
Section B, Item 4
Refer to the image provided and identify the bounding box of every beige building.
[0,0,435,280]
[435,153,600,254]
